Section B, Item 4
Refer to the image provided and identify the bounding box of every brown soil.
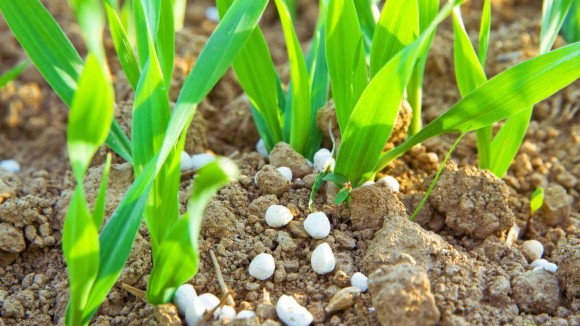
[1,0,579,325]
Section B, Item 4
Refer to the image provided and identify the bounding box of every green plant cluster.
[1,0,579,325]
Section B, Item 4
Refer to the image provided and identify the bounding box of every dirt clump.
[203,95,260,154]
[362,209,447,273]
[369,263,440,326]
[512,269,561,314]
[255,165,291,196]
[555,241,580,300]
[202,200,242,238]
[428,163,515,239]
[349,183,406,232]
[268,143,311,178]
[541,185,572,226]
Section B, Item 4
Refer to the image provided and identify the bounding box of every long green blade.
[369,0,418,78]
[132,37,178,253]
[146,159,238,304]
[562,1,580,42]
[335,1,459,186]
[452,5,492,169]
[326,0,368,133]
[408,0,440,135]
[486,0,573,177]
[304,0,330,159]
[478,0,491,66]
[216,0,283,151]
[354,0,377,54]
[0,0,133,162]
[377,42,580,170]
[540,0,574,54]
[64,54,113,326]
[274,0,312,156]
[82,2,268,321]
[103,0,141,89]
[0,61,30,88]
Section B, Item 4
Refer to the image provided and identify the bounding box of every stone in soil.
[512,269,560,314]
[428,163,515,239]
[369,263,440,326]
[268,142,311,178]
[255,165,291,196]
[350,182,407,231]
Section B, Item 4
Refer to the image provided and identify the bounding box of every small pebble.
[180,151,193,171]
[265,205,294,228]
[185,293,220,326]
[276,295,313,326]
[236,310,256,319]
[350,272,369,292]
[313,148,334,171]
[361,181,375,187]
[205,6,220,22]
[256,139,269,158]
[173,284,197,315]
[190,153,215,170]
[0,160,20,173]
[311,243,336,275]
[378,175,399,192]
[521,240,544,262]
[277,166,293,182]
[249,253,276,280]
[505,222,520,247]
[304,212,331,239]
[531,259,557,273]
[219,305,236,322]
[325,287,361,313]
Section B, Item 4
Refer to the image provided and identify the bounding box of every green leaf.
[562,1,580,42]
[354,0,377,54]
[408,0,440,135]
[0,60,30,88]
[335,1,459,186]
[452,6,492,169]
[377,41,580,170]
[478,0,491,66]
[0,0,83,105]
[370,0,418,78]
[304,0,330,159]
[326,0,368,133]
[131,36,178,254]
[530,187,544,215]
[63,187,100,326]
[216,0,283,151]
[92,154,111,229]
[0,0,133,162]
[334,186,351,205]
[322,173,349,185]
[134,0,161,68]
[274,0,312,156]
[485,0,573,178]
[156,0,175,89]
[146,159,239,304]
[82,2,268,321]
[67,55,114,180]
[103,0,141,89]
[63,53,112,326]
[540,0,573,54]
[69,0,106,63]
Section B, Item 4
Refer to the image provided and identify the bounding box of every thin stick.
[121,283,147,302]
[209,249,235,307]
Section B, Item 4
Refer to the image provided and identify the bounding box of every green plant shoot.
[530,187,545,216]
